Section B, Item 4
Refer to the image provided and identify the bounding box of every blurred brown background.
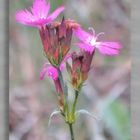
[9,0,130,140]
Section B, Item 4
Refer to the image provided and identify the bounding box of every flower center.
[89,37,96,46]
[87,28,105,48]
[87,27,97,46]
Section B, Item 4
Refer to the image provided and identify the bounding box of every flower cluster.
[16,0,122,129]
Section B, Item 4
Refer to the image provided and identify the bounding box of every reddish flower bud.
[70,50,95,90]
[39,18,80,66]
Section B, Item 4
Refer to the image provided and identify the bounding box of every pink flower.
[40,64,58,80]
[40,54,71,80]
[74,27,122,55]
[15,0,65,27]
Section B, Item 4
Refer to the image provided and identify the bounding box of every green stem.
[58,68,69,116]
[68,123,75,140]
[58,68,66,94]
[72,90,79,116]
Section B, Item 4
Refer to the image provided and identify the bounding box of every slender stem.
[58,68,69,115]
[68,123,75,140]
[58,68,66,94]
[72,90,79,115]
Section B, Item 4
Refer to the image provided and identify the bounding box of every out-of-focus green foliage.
[51,0,63,10]
[103,101,130,140]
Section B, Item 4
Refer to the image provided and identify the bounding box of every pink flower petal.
[60,54,71,71]
[77,43,95,54]
[47,6,65,21]
[74,27,94,44]
[62,54,71,62]
[96,42,121,55]
[40,64,58,80]
[47,66,58,80]
[31,0,50,18]
[40,67,48,80]
[16,9,52,27]
[60,63,65,71]
[16,9,36,26]
[99,42,122,49]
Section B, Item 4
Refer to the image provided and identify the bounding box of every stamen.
[88,27,95,35]
[87,27,97,46]
[95,32,105,40]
